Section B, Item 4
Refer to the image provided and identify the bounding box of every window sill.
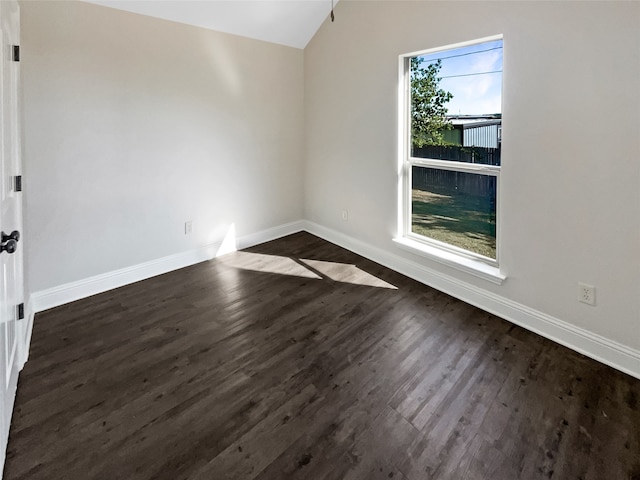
[393,237,506,285]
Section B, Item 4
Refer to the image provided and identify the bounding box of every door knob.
[2,231,19,243]
[1,230,20,255]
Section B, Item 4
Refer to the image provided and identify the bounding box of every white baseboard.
[27,218,640,380]
[237,220,306,250]
[301,220,640,380]
[30,220,307,314]
[30,240,224,313]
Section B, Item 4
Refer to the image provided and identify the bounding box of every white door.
[0,0,22,469]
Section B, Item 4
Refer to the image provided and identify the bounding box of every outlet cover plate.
[578,283,596,306]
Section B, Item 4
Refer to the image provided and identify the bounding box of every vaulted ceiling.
[83,0,336,49]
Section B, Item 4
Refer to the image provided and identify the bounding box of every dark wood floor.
[4,232,640,479]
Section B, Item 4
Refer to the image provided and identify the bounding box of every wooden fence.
[412,166,497,198]
[411,145,499,198]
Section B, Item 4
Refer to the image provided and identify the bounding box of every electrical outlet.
[578,283,596,306]
[185,221,193,235]
[342,210,348,221]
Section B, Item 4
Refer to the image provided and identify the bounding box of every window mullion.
[409,157,500,175]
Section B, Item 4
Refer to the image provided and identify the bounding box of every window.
[398,36,503,274]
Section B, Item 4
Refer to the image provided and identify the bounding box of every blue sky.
[418,39,503,115]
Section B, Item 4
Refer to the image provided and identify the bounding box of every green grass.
[411,188,496,259]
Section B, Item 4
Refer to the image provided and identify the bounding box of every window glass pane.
[410,39,503,165]
[411,166,496,259]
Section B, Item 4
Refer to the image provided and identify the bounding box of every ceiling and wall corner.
[81,0,338,49]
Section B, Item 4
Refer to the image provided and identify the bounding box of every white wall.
[21,0,304,293]
[304,2,640,353]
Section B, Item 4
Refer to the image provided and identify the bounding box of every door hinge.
[17,303,24,320]
[14,175,22,192]
[12,45,19,62]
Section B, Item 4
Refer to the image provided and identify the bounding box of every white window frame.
[395,35,505,284]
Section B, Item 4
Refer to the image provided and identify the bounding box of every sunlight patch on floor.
[220,252,321,279]
[220,252,398,289]
[300,259,398,290]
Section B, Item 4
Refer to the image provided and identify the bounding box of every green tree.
[411,57,453,147]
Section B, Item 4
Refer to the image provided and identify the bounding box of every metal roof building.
[447,115,502,149]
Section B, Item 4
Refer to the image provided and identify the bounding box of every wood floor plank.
[4,232,640,480]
